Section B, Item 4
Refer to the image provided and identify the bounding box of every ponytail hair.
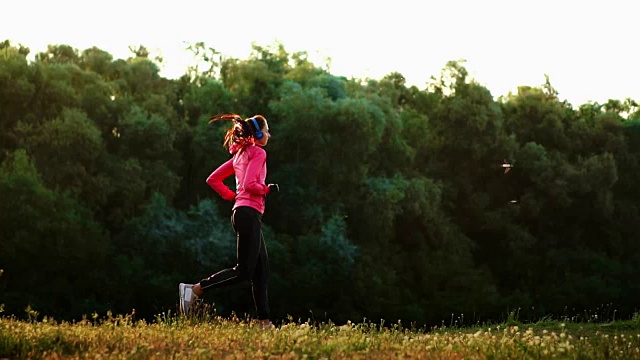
[209,113,268,152]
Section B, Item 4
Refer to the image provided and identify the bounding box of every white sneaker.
[179,283,196,315]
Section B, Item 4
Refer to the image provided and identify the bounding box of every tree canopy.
[1,39,639,326]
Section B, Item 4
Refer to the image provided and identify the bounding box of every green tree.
[35,44,80,64]
[15,108,107,211]
[174,78,234,207]
[0,41,36,154]
[0,150,109,319]
[220,43,290,116]
[115,106,181,200]
[277,214,358,322]
[502,85,573,152]
[79,46,114,76]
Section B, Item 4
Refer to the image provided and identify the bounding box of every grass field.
[1,307,640,359]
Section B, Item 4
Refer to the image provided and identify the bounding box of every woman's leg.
[197,206,262,292]
[251,229,270,320]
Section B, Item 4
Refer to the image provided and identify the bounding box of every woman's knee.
[233,265,252,281]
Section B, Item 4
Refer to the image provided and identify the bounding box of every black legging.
[199,206,270,320]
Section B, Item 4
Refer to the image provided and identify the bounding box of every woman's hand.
[267,184,279,194]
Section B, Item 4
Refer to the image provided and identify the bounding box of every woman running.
[179,113,277,328]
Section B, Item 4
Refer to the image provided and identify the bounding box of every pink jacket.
[206,144,270,214]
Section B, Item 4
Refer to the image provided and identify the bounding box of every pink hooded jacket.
[206,143,270,214]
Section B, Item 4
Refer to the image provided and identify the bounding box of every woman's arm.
[206,158,236,201]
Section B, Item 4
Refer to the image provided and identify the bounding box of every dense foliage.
[1,40,639,326]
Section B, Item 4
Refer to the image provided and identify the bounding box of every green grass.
[1,307,639,359]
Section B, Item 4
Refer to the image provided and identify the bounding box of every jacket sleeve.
[243,148,270,195]
[206,158,236,201]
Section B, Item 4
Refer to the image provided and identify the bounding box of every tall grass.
[1,305,639,359]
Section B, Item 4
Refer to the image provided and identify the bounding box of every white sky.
[3,0,638,106]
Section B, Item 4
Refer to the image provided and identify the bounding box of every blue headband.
[250,117,260,132]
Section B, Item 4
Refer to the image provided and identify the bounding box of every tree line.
[1,39,639,326]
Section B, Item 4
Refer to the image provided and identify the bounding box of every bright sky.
[3,0,638,106]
